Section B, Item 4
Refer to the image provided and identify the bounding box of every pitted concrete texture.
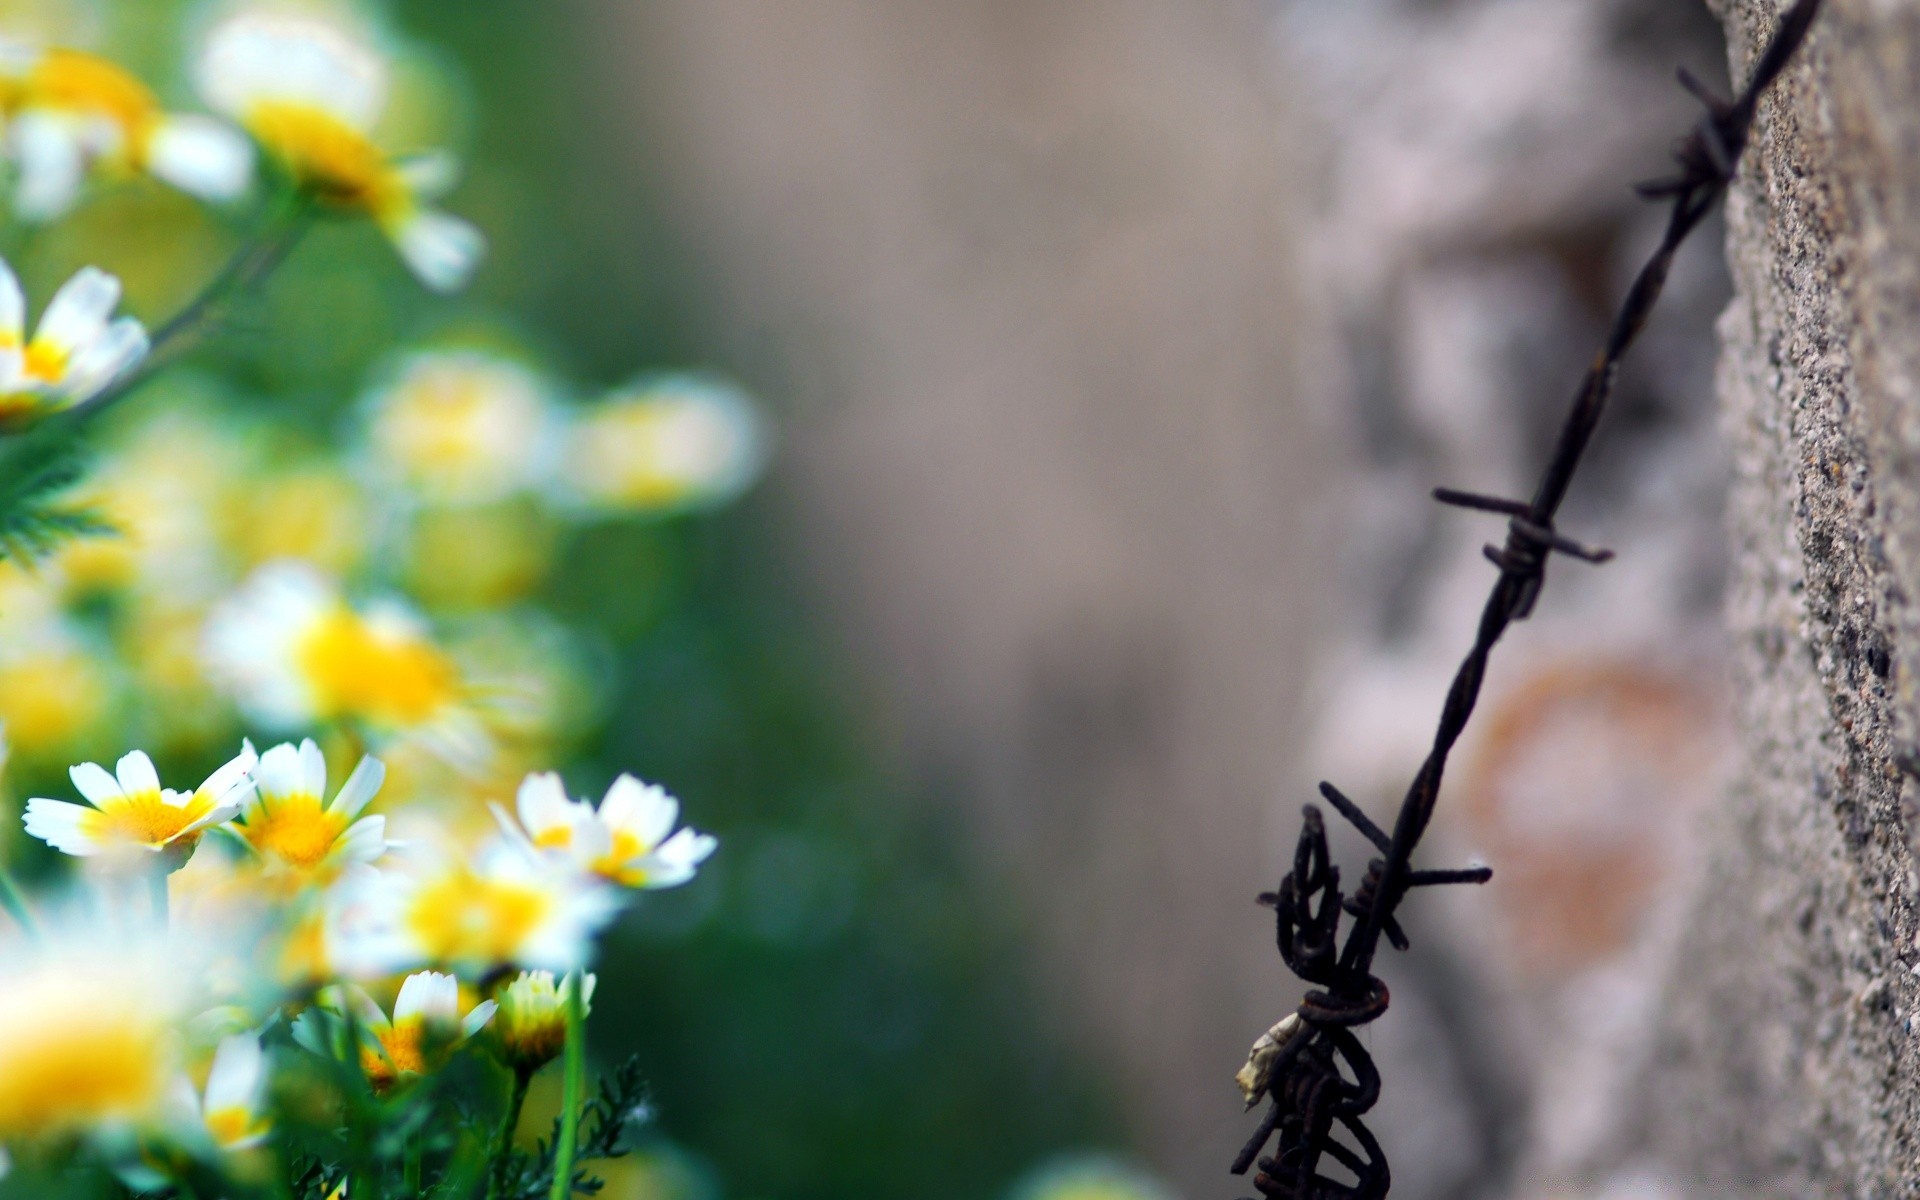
[1611,3,1920,1194]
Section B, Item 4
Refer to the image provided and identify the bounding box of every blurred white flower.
[0,43,252,220]
[175,1032,269,1151]
[500,771,717,890]
[201,561,486,764]
[335,836,620,977]
[363,349,558,504]
[0,259,148,421]
[195,9,482,291]
[564,374,768,514]
[0,913,209,1143]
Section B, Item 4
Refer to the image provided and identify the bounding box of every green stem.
[0,863,38,939]
[57,192,315,428]
[485,1067,533,1200]
[547,972,586,1200]
[404,1129,422,1193]
[148,868,168,926]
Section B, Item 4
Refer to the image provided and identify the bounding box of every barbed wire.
[1229,3,1824,1196]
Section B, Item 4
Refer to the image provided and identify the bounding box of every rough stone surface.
[1608,2,1920,1194]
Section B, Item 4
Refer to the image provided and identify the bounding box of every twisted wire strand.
[1231,5,1823,1196]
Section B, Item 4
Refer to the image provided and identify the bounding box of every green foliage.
[492,1058,649,1200]
[0,415,109,567]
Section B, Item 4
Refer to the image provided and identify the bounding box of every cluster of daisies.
[0,734,712,1167]
[0,342,766,800]
[0,5,763,1192]
[0,2,486,425]
[0,6,480,291]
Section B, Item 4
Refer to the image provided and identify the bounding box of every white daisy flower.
[230,738,388,880]
[195,10,483,292]
[564,374,768,514]
[501,771,717,890]
[0,259,148,422]
[363,349,559,505]
[201,561,485,764]
[0,44,253,220]
[178,1032,270,1151]
[24,743,256,870]
[336,837,620,977]
[294,970,494,1092]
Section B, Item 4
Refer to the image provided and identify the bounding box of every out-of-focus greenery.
[0,1,1134,1197]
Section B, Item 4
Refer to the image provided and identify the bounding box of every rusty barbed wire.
[1229,3,1824,1196]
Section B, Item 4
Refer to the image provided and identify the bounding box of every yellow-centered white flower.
[0,42,253,219]
[202,561,485,764]
[565,375,767,514]
[0,258,148,422]
[195,10,482,291]
[338,838,620,976]
[176,1032,270,1151]
[0,920,199,1142]
[491,969,593,1072]
[364,349,558,505]
[295,970,494,1092]
[24,744,256,869]
[500,772,717,890]
[231,738,388,881]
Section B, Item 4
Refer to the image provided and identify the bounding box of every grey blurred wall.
[575,2,1334,1190]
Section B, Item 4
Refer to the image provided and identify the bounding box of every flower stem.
[404,1130,422,1193]
[486,1067,533,1200]
[547,971,586,1200]
[148,869,168,926]
[63,191,315,426]
[0,863,38,939]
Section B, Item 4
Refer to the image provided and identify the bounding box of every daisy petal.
[0,257,24,343]
[387,207,484,293]
[202,1034,264,1113]
[331,755,384,818]
[145,114,254,202]
[114,749,161,797]
[461,999,497,1038]
[69,760,122,804]
[515,772,573,837]
[297,738,327,799]
[23,798,104,856]
[10,112,84,222]
[35,266,119,356]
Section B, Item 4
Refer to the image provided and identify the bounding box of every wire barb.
[1228,4,1823,1196]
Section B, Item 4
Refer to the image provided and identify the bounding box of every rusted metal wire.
[1230,4,1824,1196]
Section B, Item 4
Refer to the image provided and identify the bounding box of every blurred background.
[0,1,1754,1197]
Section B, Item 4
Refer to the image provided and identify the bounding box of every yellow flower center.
[577,407,689,506]
[93,788,209,849]
[388,376,498,473]
[23,338,68,384]
[295,608,460,728]
[244,100,397,212]
[361,1015,429,1089]
[0,650,108,752]
[0,993,170,1139]
[532,825,573,851]
[27,50,159,146]
[592,831,653,886]
[204,1104,266,1148]
[239,792,348,871]
[405,869,553,965]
